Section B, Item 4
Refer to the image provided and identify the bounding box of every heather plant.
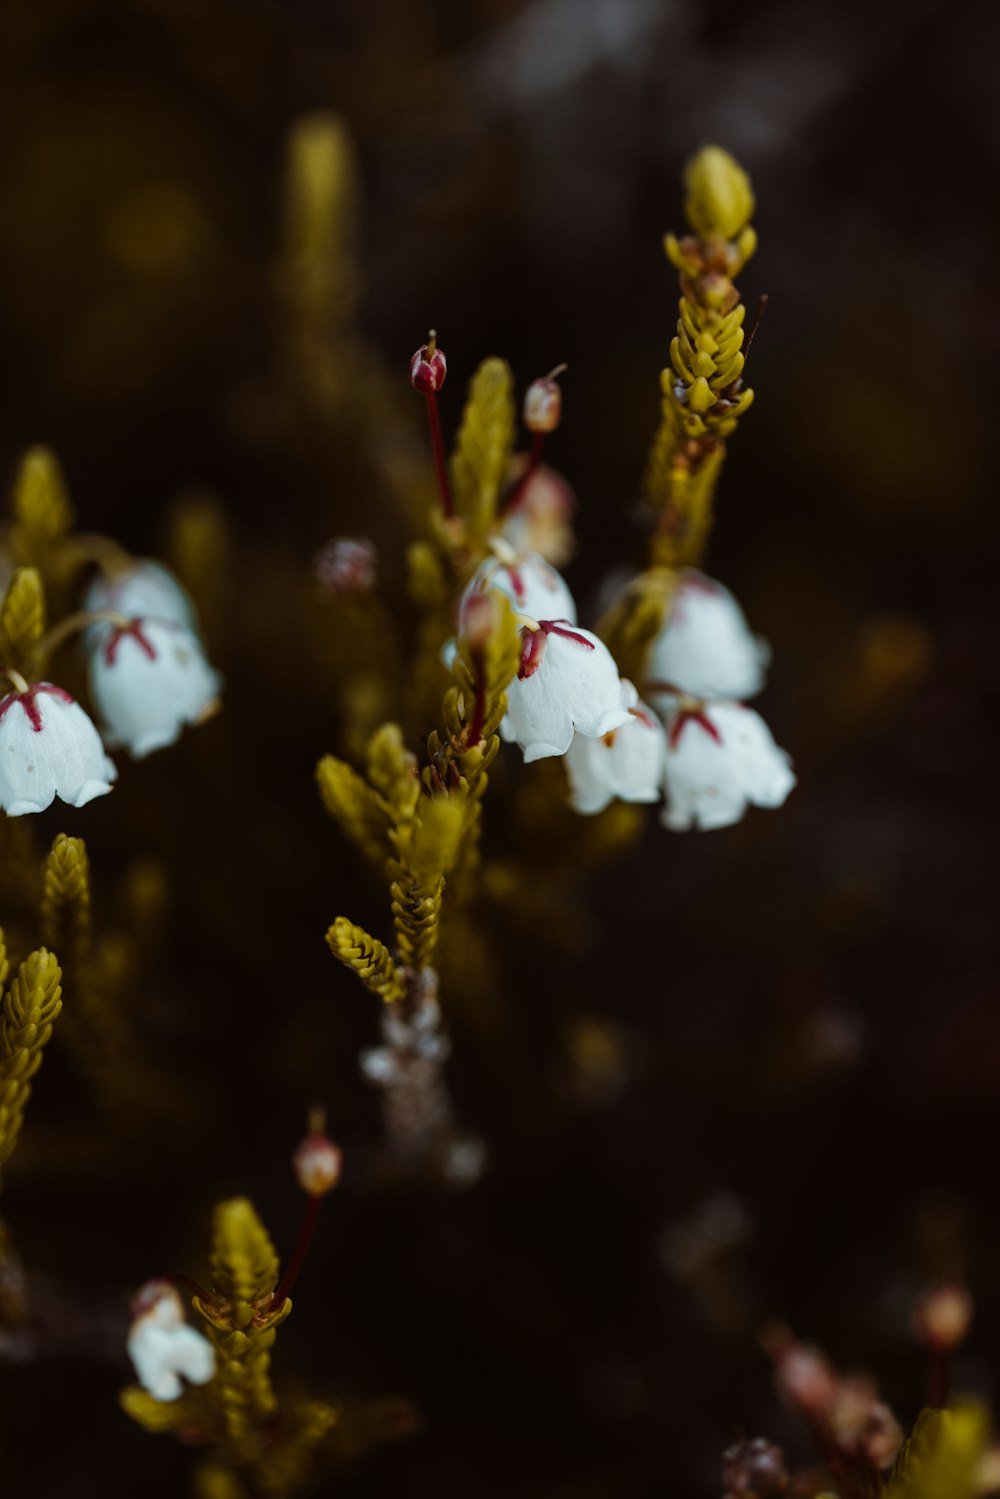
[0,117,991,1499]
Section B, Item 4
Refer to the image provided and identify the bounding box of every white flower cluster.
[0,559,222,817]
[127,1280,216,1402]
[463,551,795,832]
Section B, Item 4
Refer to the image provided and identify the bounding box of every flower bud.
[293,1124,342,1196]
[410,340,447,394]
[523,377,562,434]
[914,1284,973,1351]
[315,536,376,597]
[684,145,755,242]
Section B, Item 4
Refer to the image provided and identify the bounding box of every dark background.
[1,1,999,1495]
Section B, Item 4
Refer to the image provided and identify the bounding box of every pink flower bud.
[293,1130,342,1196]
[914,1284,973,1351]
[315,537,376,596]
[410,341,447,394]
[460,588,502,652]
[523,377,562,433]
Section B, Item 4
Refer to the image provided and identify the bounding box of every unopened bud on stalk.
[722,1437,789,1496]
[410,334,447,394]
[523,368,565,433]
[914,1284,973,1351]
[460,588,502,652]
[293,1110,342,1196]
[765,1327,837,1417]
[684,145,755,241]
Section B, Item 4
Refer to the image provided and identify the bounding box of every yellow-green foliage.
[596,566,676,692]
[388,794,466,974]
[643,144,756,572]
[41,833,91,966]
[449,357,516,538]
[326,918,404,1003]
[282,111,359,337]
[426,591,520,791]
[194,1198,291,1442]
[0,941,62,1169]
[316,755,390,865]
[0,567,46,675]
[8,446,74,566]
[883,1405,989,1499]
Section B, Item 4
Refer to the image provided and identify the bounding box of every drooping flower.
[127,1280,215,1402]
[84,560,198,637]
[460,548,577,628]
[88,618,222,760]
[498,462,576,567]
[0,682,116,816]
[659,695,795,831]
[314,536,377,597]
[504,622,630,763]
[564,680,667,815]
[647,569,770,704]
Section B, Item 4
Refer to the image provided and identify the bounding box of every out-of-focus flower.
[505,622,629,763]
[127,1280,215,1402]
[647,570,770,704]
[827,1376,903,1470]
[84,560,197,637]
[88,619,222,759]
[292,1125,342,1196]
[523,375,562,434]
[659,696,795,831]
[565,681,666,814]
[914,1284,973,1352]
[461,548,577,627]
[770,1333,839,1419]
[314,536,376,597]
[722,1437,789,1496]
[499,462,576,566]
[0,682,116,816]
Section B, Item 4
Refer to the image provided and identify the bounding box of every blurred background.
[1,0,999,1495]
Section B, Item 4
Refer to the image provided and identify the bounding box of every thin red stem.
[928,1346,950,1409]
[270,1193,321,1311]
[467,647,487,741]
[500,430,544,516]
[168,1272,216,1304]
[425,392,454,521]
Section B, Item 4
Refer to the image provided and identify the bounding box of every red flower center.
[103,620,159,667]
[0,683,75,733]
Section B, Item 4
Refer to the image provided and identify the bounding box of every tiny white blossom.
[504,622,630,763]
[84,560,197,636]
[88,618,222,759]
[461,549,577,627]
[0,682,116,816]
[498,462,576,567]
[647,569,770,703]
[127,1280,215,1402]
[565,681,667,815]
[659,696,795,832]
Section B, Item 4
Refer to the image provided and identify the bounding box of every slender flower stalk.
[500,364,566,517]
[411,331,454,520]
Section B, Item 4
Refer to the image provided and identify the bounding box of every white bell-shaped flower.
[0,682,116,816]
[498,462,576,567]
[648,570,770,703]
[84,560,198,636]
[505,622,630,763]
[127,1281,215,1402]
[659,696,795,832]
[565,681,667,815]
[461,548,577,628]
[88,618,222,759]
